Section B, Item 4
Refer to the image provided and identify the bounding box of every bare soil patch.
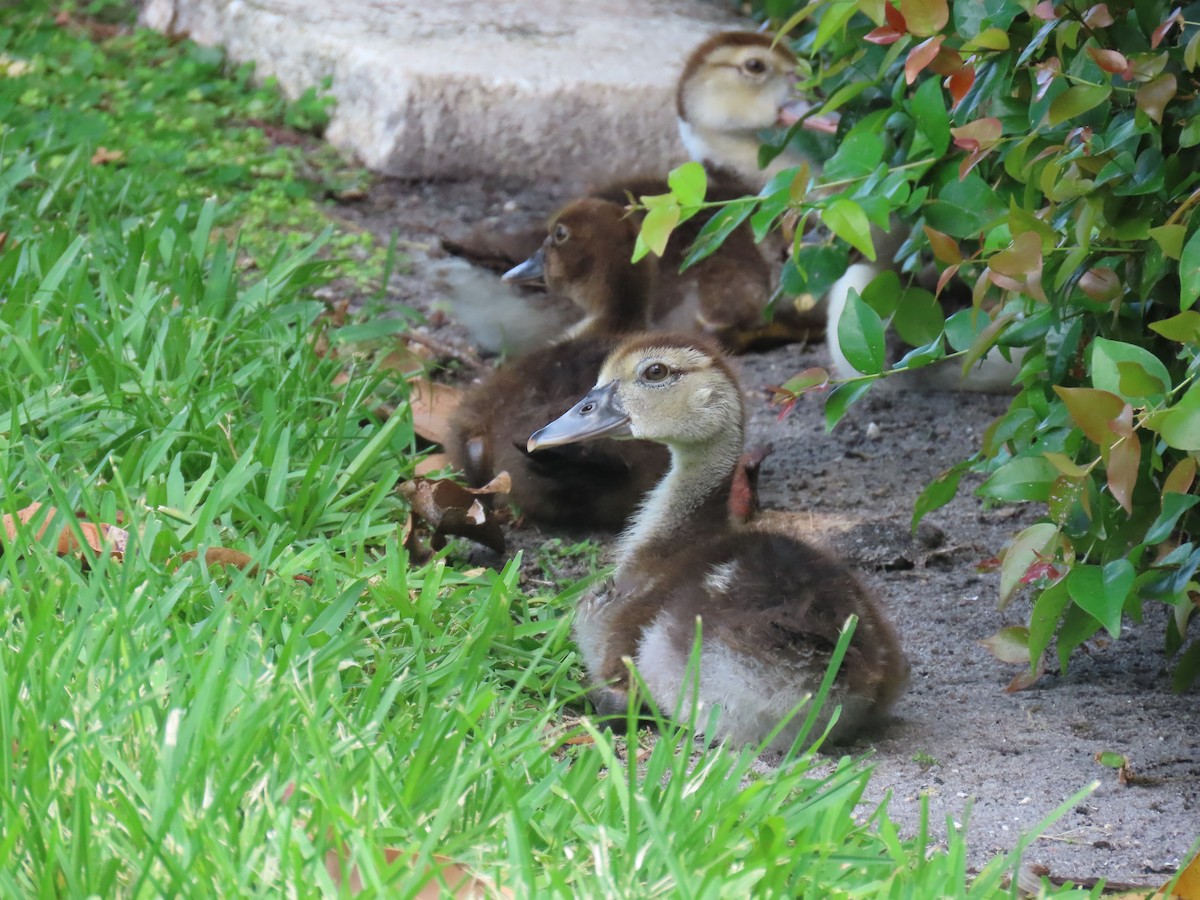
[333,176,1198,887]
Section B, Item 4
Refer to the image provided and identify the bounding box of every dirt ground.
[333,176,1198,889]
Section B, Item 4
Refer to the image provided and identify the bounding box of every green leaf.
[900,0,949,36]
[1144,494,1200,546]
[824,130,886,182]
[1048,84,1111,126]
[782,245,851,299]
[911,461,967,532]
[1056,603,1103,672]
[681,201,752,269]
[837,288,886,375]
[909,76,951,158]
[667,162,707,208]
[1150,310,1200,344]
[813,0,859,50]
[1089,337,1170,404]
[1181,227,1200,310]
[1149,224,1185,260]
[1029,578,1071,665]
[861,269,901,318]
[1066,560,1134,638]
[977,456,1058,502]
[823,199,876,260]
[893,287,945,347]
[1156,384,1200,450]
[925,173,1004,238]
[824,380,874,432]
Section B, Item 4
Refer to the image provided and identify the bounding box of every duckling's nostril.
[581,402,596,414]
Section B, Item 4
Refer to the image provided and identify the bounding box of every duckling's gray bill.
[527,381,632,451]
[501,248,546,285]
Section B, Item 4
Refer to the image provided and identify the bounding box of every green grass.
[0,3,1104,896]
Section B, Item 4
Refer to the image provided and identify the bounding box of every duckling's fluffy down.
[577,529,908,749]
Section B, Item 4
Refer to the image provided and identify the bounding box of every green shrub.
[648,0,1200,686]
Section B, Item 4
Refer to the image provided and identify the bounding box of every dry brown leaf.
[173,547,312,584]
[324,846,506,898]
[90,146,125,166]
[408,379,463,446]
[398,474,511,554]
[1,502,127,559]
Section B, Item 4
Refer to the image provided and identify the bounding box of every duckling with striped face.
[529,336,907,748]
[676,32,815,187]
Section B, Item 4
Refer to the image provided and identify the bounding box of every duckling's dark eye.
[642,362,671,383]
[742,57,767,76]
[553,224,570,244]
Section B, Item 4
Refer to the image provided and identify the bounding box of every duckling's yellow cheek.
[693,387,713,409]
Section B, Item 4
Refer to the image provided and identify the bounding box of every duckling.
[445,200,669,530]
[528,335,907,747]
[443,31,827,350]
[675,31,824,188]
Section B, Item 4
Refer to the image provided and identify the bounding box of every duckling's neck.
[615,426,743,578]
[678,121,806,190]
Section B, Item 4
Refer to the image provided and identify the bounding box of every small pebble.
[866,421,881,440]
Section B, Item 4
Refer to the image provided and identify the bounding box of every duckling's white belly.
[633,609,868,752]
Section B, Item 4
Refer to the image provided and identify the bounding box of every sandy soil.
[333,176,1198,889]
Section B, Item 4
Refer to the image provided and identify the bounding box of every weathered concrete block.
[141,0,748,185]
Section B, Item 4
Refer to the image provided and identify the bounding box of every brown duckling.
[445,201,668,529]
[528,335,907,747]
[446,32,825,350]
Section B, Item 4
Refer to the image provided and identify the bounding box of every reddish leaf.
[729,444,774,523]
[1033,0,1059,19]
[988,231,1045,300]
[866,25,903,45]
[935,263,961,298]
[1004,655,1047,692]
[1163,457,1197,496]
[900,0,948,36]
[1079,267,1121,302]
[778,367,830,396]
[945,64,976,108]
[1136,73,1177,125]
[950,117,1003,152]
[1107,431,1140,514]
[923,226,963,265]
[1086,46,1131,78]
[1053,386,1125,447]
[884,1,907,31]
[1082,3,1114,27]
[1151,8,1184,48]
[1021,556,1064,585]
[905,35,945,84]
[929,46,965,77]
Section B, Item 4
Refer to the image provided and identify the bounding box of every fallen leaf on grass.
[1,502,128,559]
[408,379,463,446]
[399,472,511,555]
[90,146,124,166]
[173,547,313,584]
[325,846,505,898]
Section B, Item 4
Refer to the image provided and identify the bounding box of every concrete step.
[141,0,751,186]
